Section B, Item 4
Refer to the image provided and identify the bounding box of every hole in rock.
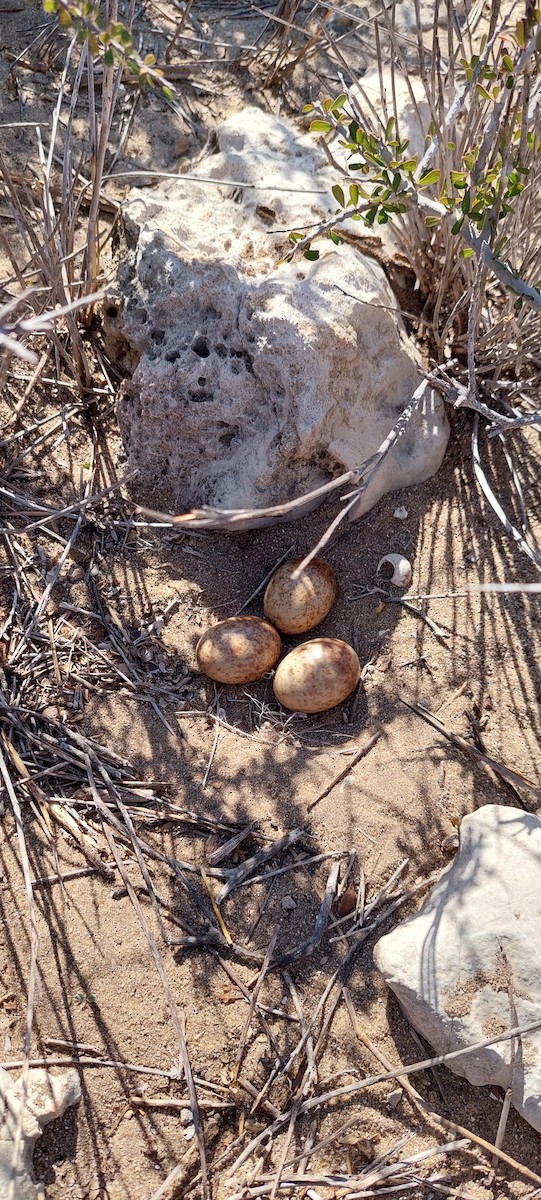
[192,336,210,358]
[105,304,118,318]
[219,426,238,448]
[151,329,165,343]
[198,377,206,386]
[166,350,180,363]
[188,387,213,403]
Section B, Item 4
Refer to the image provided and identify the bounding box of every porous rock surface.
[373,805,541,1132]
[108,107,449,522]
[0,1066,81,1199]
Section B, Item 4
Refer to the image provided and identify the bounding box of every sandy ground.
[1,3,541,1199]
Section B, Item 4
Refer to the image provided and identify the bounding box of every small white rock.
[184,1123,196,1140]
[180,1107,193,1126]
[393,506,408,519]
[282,895,297,911]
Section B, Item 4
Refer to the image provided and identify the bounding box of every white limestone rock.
[373,805,541,1132]
[109,107,449,523]
[0,1067,81,1200]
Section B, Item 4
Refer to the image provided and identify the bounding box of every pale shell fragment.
[376,553,412,588]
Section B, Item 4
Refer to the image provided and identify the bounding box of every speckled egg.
[263,557,337,634]
[196,617,282,684]
[273,638,360,713]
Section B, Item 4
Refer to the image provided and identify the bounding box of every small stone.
[386,1088,403,1109]
[336,887,356,917]
[180,1107,193,1126]
[172,133,190,157]
[393,506,408,519]
[184,1123,196,1140]
[282,895,296,911]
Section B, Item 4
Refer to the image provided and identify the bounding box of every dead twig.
[400,699,541,806]
[216,830,304,904]
[148,1117,220,1200]
[307,733,381,812]
[234,544,296,615]
[275,861,340,967]
[233,924,281,1083]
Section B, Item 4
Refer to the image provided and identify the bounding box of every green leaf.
[363,149,387,168]
[332,183,345,207]
[515,19,527,47]
[450,170,468,187]
[103,47,114,65]
[502,53,514,71]
[303,249,320,260]
[451,216,464,234]
[331,93,347,112]
[400,158,418,173]
[349,183,359,205]
[461,191,471,214]
[329,229,343,244]
[460,247,475,258]
[309,119,333,133]
[385,116,396,141]
[302,103,314,114]
[424,216,440,227]
[476,84,493,101]
[417,168,441,188]
[43,0,58,11]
